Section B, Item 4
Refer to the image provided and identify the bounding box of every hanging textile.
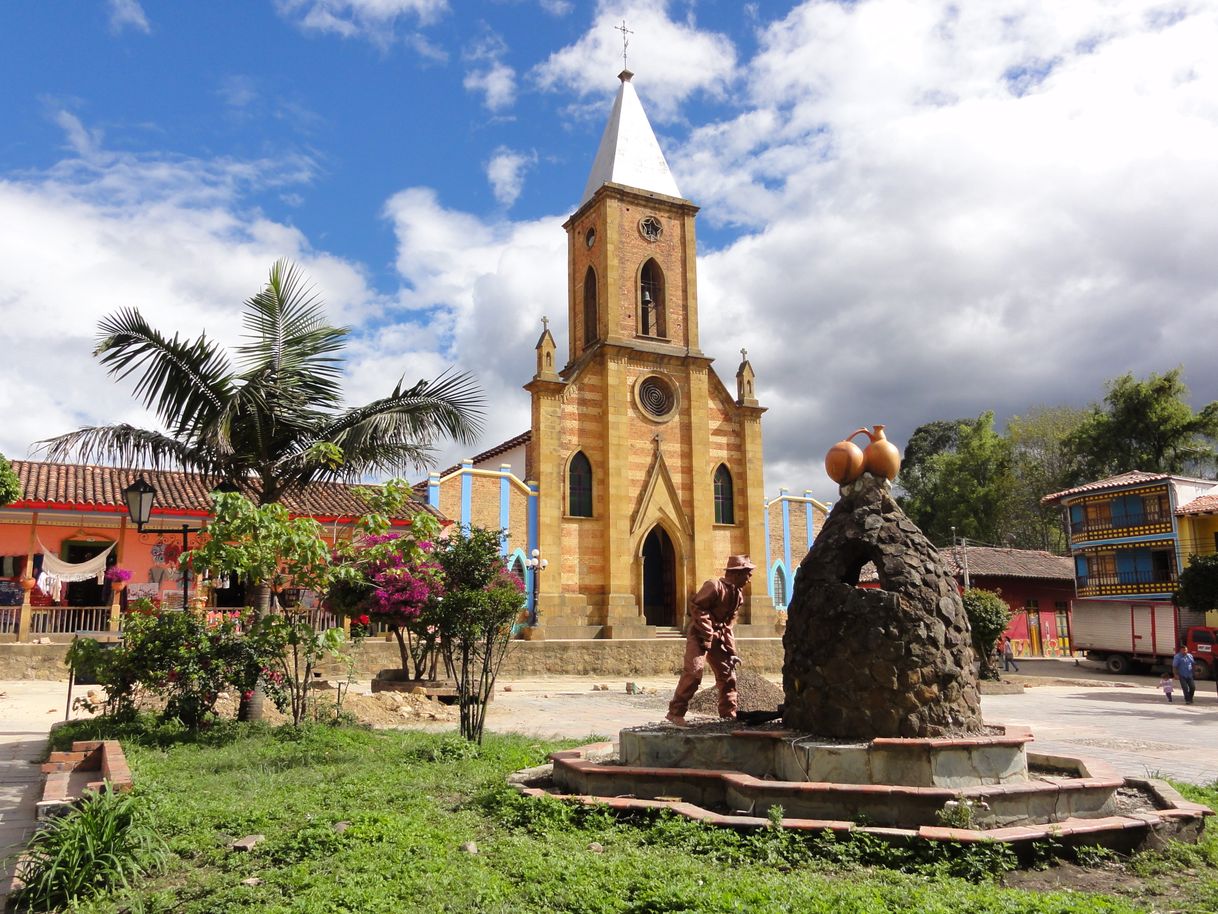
[36,540,117,602]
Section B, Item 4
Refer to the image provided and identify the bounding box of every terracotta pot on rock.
[824,436,866,485]
[857,424,901,480]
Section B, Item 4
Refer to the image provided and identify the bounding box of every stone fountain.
[510,449,1210,853]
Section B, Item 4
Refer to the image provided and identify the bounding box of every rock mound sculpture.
[782,472,982,738]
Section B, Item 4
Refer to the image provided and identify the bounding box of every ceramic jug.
[857,424,901,480]
[824,435,866,485]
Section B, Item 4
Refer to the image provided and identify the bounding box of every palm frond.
[236,259,347,410]
[319,369,485,450]
[34,425,215,472]
[93,309,234,437]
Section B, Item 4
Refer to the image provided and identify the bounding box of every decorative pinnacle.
[740,347,748,361]
[541,315,549,332]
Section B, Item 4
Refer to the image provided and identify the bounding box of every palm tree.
[38,259,484,501]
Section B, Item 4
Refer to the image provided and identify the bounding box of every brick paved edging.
[38,740,132,820]
[511,742,1211,856]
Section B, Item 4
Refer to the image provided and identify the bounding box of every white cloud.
[379,188,567,467]
[388,0,1218,500]
[676,0,1218,496]
[465,61,517,112]
[275,0,448,42]
[107,0,150,34]
[533,1,738,122]
[463,33,517,111]
[485,148,537,207]
[0,116,387,461]
[53,112,103,158]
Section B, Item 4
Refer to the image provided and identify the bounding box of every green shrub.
[13,788,168,912]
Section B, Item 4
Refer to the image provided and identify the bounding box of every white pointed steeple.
[579,70,682,206]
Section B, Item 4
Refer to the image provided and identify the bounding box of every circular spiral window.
[635,373,678,421]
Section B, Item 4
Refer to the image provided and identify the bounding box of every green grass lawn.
[42,719,1218,914]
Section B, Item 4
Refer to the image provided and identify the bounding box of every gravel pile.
[688,670,784,715]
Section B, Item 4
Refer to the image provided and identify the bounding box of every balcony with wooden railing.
[1069,507,1174,542]
[1076,567,1179,598]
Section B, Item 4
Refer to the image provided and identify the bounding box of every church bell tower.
[525,70,775,639]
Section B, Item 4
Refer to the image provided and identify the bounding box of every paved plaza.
[0,660,1216,899]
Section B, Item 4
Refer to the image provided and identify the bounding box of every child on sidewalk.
[1159,674,1174,703]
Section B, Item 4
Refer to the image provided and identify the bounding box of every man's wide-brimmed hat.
[725,555,756,572]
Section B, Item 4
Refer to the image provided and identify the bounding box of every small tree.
[327,480,446,679]
[433,527,524,743]
[961,587,1011,681]
[187,492,341,723]
[1176,554,1218,615]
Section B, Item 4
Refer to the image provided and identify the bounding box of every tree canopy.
[1064,368,1218,482]
[0,454,19,509]
[897,412,1015,546]
[1175,554,1218,614]
[38,260,484,505]
[897,368,1215,551]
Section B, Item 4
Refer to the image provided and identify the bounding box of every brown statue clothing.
[668,578,743,719]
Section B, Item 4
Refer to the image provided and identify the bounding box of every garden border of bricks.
[510,741,1212,854]
[38,740,132,820]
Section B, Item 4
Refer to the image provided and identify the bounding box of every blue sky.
[2,1,1216,504]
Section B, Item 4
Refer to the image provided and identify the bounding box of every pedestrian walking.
[1159,673,1174,703]
[1173,644,1196,705]
[666,555,753,726]
[1002,636,1019,673]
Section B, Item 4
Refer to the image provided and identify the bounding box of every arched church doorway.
[641,526,676,626]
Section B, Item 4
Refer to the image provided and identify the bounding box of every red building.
[861,545,1074,658]
[941,545,1075,658]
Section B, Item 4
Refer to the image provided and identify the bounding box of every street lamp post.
[122,477,196,610]
[526,548,548,626]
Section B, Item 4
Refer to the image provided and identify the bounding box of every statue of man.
[665,555,755,726]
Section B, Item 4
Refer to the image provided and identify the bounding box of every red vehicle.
[1071,599,1218,678]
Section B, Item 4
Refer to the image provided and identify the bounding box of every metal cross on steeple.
[541,315,549,332]
[615,19,633,70]
[740,348,748,361]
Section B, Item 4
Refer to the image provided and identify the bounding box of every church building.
[423,71,826,639]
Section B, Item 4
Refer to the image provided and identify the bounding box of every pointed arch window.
[583,266,598,347]
[773,565,788,609]
[640,259,666,338]
[713,464,734,524]
[569,451,593,517]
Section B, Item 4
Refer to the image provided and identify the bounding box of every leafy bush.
[962,587,1010,680]
[67,609,266,729]
[13,788,167,912]
[1176,553,1218,613]
[0,452,20,509]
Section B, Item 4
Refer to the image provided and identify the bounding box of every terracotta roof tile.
[8,460,436,523]
[1177,494,1218,517]
[859,545,1072,583]
[1040,471,1172,506]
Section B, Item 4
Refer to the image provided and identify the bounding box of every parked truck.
[1070,599,1218,678]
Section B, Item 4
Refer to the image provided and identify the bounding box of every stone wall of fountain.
[782,472,983,738]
